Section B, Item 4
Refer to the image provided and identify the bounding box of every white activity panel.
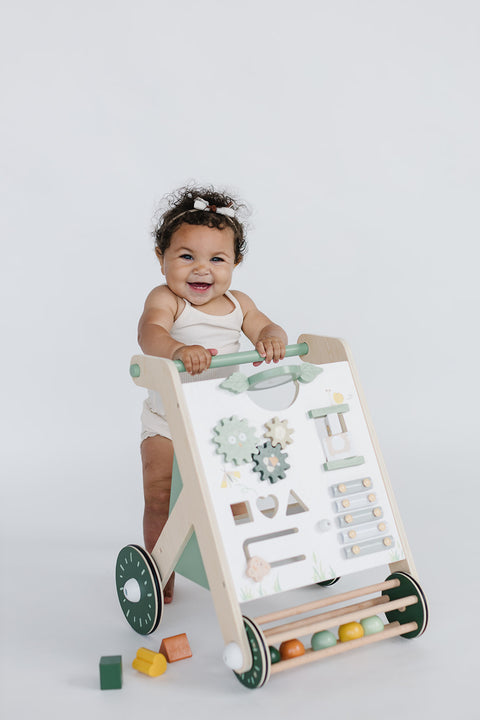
[181,359,406,602]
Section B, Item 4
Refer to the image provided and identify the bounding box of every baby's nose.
[193,262,209,274]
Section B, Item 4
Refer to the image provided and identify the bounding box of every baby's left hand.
[254,336,286,366]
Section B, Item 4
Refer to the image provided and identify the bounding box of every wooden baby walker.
[116,335,428,688]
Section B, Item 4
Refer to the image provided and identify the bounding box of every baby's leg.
[141,435,175,603]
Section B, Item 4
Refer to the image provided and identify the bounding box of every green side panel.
[170,456,210,590]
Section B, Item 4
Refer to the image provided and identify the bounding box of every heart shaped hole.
[257,494,279,519]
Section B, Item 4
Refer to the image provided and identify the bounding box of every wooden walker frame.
[116,335,428,689]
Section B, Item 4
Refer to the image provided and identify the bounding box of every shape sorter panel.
[181,360,405,602]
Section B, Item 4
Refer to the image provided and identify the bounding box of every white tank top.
[147,290,244,414]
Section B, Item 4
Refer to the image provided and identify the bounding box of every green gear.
[212,416,259,465]
[252,440,290,483]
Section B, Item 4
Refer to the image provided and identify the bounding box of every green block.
[99,655,122,690]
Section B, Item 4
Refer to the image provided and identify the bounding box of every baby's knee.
[143,476,172,509]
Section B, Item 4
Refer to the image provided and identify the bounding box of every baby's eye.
[211,256,224,263]
[180,254,193,260]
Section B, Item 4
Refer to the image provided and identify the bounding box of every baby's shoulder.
[230,289,257,312]
[144,284,179,312]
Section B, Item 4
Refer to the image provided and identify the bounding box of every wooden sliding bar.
[265,595,418,645]
[254,579,400,626]
[270,621,419,674]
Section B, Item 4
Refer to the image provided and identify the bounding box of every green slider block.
[99,655,122,690]
[323,456,365,471]
[308,404,350,418]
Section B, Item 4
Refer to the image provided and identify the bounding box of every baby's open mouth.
[188,282,212,291]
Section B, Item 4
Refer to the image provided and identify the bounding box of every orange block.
[159,633,192,663]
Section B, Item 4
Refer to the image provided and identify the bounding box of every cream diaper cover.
[140,399,172,442]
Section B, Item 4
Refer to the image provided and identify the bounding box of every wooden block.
[132,648,167,677]
[99,655,122,689]
[159,633,192,663]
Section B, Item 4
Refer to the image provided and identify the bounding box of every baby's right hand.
[172,345,217,375]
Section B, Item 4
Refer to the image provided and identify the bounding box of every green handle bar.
[173,342,309,373]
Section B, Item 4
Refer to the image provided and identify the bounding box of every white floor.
[1,450,476,719]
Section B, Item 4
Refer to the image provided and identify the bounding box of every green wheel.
[317,577,341,587]
[234,617,271,689]
[383,571,428,638]
[115,544,163,635]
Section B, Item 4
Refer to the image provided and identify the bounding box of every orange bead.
[279,638,305,660]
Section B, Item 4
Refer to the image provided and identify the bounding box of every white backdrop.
[1,1,479,718]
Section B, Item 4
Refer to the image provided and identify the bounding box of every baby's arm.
[232,290,287,364]
[138,286,215,375]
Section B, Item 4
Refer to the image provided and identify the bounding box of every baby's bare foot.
[163,572,175,604]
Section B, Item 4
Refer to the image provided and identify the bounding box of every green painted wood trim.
[173,342,309,372]
[308,403,350,418]
[129,363,141,378]
[323,456,365,471]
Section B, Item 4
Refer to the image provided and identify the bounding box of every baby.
[138,186,287,602]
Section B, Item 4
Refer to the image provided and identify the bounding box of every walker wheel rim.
[383,571,428,638]
[234,617,271,689]
[115,544,163,635]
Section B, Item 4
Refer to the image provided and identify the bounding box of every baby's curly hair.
[153,185,248,264]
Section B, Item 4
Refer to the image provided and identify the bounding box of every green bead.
[269,646,281,664]
[130,363,141,378]
[311,630,337,650]
[360,616,384,636]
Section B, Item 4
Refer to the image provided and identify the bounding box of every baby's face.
[158,223,237,307]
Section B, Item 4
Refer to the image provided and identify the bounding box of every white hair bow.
[193,197,235,218]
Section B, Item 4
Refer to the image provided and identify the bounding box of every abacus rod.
[263,594,388,639]
[265,595,418,645]
[254,578,401,626]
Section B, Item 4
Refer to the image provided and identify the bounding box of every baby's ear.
[155,247,165,273]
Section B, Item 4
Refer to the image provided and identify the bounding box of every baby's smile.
[188,282,212,292]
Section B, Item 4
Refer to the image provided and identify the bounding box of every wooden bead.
[311,630,337,650]
[279,638,305,660]
[338,622,364,643]
[269,646,281,664]
[360,616,384,636]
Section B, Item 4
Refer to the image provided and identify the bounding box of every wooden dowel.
[255,578,401,626]
[265,595,418,645]
[263,595,388,639]
[270,621,418,674]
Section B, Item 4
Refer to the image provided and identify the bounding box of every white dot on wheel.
[123,577,142,603]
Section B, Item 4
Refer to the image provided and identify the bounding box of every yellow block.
[132,647,167,677]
